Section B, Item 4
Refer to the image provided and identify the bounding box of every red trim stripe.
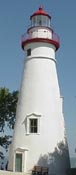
[21,38,60,51]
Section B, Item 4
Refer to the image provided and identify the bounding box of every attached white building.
[8,6,70,175]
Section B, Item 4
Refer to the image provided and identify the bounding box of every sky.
[0,0,76,158]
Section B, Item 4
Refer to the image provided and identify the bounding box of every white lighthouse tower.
[8,6,70,175]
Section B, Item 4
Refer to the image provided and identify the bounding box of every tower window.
[27,48,31,56]
[26,113,41,135]
[29,119,38,133]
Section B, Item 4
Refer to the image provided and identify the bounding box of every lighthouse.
[8,6,70,175]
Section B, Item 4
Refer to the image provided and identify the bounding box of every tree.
[0,87,18,159]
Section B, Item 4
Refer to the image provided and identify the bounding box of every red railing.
[52,33,60,45]
[21,32,60,43]
[21,31,60,50]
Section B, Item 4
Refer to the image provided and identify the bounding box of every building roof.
[30,5,51,19]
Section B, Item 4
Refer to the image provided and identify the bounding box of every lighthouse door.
[15,153,22,172]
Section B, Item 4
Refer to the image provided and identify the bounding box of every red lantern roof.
[30,5,51,19]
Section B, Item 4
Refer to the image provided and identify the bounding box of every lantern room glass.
[31,15,51,27]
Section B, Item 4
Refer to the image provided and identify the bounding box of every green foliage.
[0,87,18,159]
[0,135,11,149]
[0,88,9,132]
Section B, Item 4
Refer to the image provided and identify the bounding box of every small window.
[26,113,41,135]
[29,119,38,133]
[27,48,31,56]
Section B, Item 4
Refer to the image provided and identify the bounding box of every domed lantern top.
[30,6,51,28]
[21,6,60,51]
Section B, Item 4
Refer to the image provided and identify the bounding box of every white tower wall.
[8,7,70,175]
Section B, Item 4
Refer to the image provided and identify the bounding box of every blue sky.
[0,0,76,158]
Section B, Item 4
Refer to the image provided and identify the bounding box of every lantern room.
[21,6,60,51]
[30,6,51,27]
